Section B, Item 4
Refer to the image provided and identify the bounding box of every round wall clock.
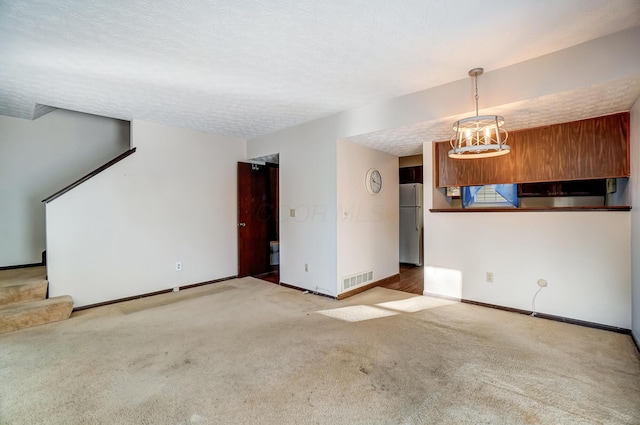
[365,168,382,195]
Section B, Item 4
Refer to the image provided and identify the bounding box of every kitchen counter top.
[429,206,630,213]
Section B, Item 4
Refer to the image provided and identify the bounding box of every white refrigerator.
[399,183,423,266]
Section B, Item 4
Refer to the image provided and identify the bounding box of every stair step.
[0,279,48,305]
[0,266,46,282]
[0,295,74,334]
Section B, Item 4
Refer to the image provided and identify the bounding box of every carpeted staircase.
[0,267,73,334]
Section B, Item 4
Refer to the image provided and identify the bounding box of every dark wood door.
[237,162,271,277]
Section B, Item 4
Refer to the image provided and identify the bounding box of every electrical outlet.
[305,263,309,272]
[176,261,182,272]
[172,287,180,292]
[486,272,493,283]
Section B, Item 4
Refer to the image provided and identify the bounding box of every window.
[462,184,518,208]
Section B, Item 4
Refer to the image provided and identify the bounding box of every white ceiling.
[348,75,640,156]
[1,1,640,155]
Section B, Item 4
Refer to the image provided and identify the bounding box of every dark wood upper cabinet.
[399,166,423,184]
[436,113,630,187]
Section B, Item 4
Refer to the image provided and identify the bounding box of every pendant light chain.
[474,74,479,117]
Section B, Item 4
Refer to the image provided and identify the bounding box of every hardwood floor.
[254,266,279,284]
[255,264,423,296]
[379,264,424,295]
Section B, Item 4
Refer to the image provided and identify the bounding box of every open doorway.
[397,154,424,294]
[258,163,279,284]
[237,156,279,283]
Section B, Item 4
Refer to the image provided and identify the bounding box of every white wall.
[46,120,245,307]
[247,117,399,298]
[630,97,640,342]
[0,109,129,266]
[423,142,631,328]
[247,118,338,296]
[335,27,640,139]
[337,139,398,295]
[247,28,640,304]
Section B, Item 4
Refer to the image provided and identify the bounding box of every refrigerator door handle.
[415,207,420,231]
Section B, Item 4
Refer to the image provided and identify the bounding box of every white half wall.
[247,118,338,296]
[0,109,129,266]
[423,142,631,329]
[46,120,245,307]
[337,139,399,294]
[630,96,640,342]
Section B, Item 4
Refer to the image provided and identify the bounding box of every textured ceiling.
[346,75,640,156]
[250,153,280,164]
[1,1,640,153]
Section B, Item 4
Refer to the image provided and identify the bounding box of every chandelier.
[449,68,509,159]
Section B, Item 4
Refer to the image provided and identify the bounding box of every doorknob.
[238,223,246,227]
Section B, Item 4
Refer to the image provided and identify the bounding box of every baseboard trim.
[423,291,462,302]
[72,275,237,312]
[337,273,400,300]
[632,331,640,354]
[0,262,45,271]
[277,281,335,299]
[461,299,631,335]
[180,276,237,290]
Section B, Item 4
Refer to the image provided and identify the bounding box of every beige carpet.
[1,277,639,424]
